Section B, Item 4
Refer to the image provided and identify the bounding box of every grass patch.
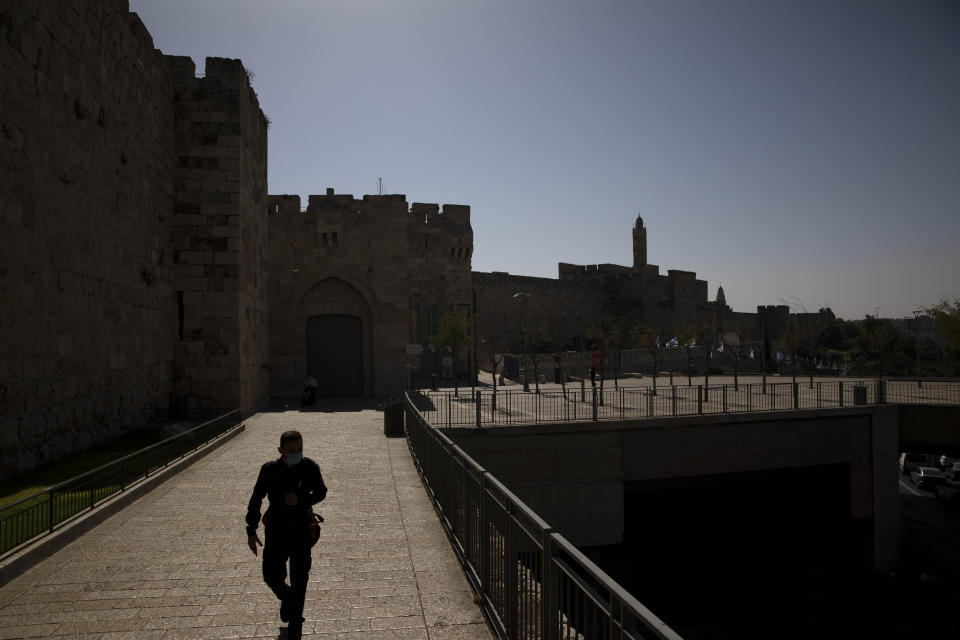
[0,428,172,510]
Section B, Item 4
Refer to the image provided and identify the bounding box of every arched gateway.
[306,314,363,395]
[296,277,374,396]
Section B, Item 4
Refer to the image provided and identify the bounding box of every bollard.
[475,392,481,429]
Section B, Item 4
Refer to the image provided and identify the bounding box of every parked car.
[947,462,960,482]
[899,453,930,475]
[938,455,955,470]
[935,480,960,509]
[910,466,946,490]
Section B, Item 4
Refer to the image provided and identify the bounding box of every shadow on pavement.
[265,397,384,413]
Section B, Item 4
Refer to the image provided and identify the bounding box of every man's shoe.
[279,598,290,623]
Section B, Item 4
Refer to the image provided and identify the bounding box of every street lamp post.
[513,292,530,392]
[913,309,923,388]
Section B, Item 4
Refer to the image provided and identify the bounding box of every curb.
[0,422,246,588]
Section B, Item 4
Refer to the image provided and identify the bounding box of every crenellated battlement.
[267,191,471,229]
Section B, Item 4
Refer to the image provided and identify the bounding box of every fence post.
[793,382,798,409]
[536,393,540,424]
[592,388,598,421]
[839,381,844,407]
[620,388,624,420]
[672,388,677,416]
[447,394,452,429]
[505,504,518,637]
[647,389,654,417]
[877,378,885,404]
[479,472,488,597]
[48,492,55,533]
[747,383,752,411]
[542,530,558,640]
[475,392,481,429]
[817,382,821,408]
[580,378,585,403]
[89,482,95,511]
[697,385,703,415]
[722,384,728,413]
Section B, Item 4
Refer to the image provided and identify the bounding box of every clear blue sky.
[131,0,959,320]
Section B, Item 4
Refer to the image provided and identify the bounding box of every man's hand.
[248,533,263,556]
[284,491,298,506]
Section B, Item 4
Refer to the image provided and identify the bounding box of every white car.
[911,466,946,491]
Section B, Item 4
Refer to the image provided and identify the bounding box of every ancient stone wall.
[0,2,269,480]
[0,1,178,477]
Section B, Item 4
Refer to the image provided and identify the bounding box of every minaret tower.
[632,215,647,269]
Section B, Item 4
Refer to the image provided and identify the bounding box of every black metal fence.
[0,409,242,557]
[404,392,682,640]
[411,379,960,428]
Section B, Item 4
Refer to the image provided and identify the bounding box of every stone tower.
[632,215,647,269]
[717,285,727,307]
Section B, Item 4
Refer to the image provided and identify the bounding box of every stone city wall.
[169,57,269,418]
[0,1,270,480]
[0,1,179,478]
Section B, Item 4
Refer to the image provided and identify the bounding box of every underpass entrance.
[306,314,364,396]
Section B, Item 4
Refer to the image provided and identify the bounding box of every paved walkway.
[0,405,493,639]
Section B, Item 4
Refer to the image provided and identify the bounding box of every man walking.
[246,430,327,639]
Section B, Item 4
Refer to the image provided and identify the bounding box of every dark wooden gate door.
[306,314,364,396]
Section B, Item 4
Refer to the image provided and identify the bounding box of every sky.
[130,0,960,321]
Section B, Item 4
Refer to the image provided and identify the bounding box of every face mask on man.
[285,452,303,465]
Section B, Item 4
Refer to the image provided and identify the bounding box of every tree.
[925,297,960,353]
[631,324,662,396]
[478,325,506,408]
[672,324,697,386]
[720,324,750,391]
[695,317,719,400]
[780,315,805,387]
[432,307,472,381]
[854,315,912,376]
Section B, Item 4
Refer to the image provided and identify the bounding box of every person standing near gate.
[246,431,327,639]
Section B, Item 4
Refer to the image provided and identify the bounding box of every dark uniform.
[245,457,327,627]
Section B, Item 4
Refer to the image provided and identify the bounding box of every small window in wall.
[450,247,455,257]
[332,232,339,247]
[321,232,328,247]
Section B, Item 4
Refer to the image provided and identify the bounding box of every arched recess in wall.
[298,277,374,396]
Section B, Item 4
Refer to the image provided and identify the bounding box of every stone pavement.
[0,404,494,639]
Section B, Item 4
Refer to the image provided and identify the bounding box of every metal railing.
[411,379,960,429]
[0,409,242,557]
[404,392,682,640]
